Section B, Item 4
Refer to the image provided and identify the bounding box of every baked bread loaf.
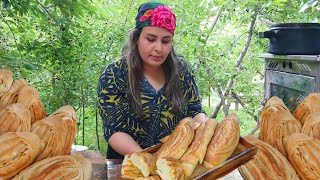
[259,96,291,141]
[12,154,93,180]
[293,93,320,125]
[180,118,217,177]
[238,135,300,180]
[130,152,156,177]
[31,105,78,162]
[0,69,14,97]
[154,117,194,159]
[31,115,65,162]
[0,132,41,179]
[302,112,320,140]
[0,79,28,108]
[203,113,240,169]
[285,133,320,180]
[48,105,78,155]
[17,85,46,123]
[0,103,31,135]
[260,96,302,157]
[156,157,185,180]
[121,154,144,179]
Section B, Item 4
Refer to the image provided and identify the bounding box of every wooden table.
[76,137,256,179]
[73,150,108,180]
[106,159,126,180]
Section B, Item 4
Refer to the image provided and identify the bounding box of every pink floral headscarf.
[135,2,176,33]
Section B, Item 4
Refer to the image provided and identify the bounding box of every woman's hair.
[124,28,184,118]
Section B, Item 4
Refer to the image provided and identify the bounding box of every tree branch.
[210,9,258,118]
[211,86,224,118]
[36,0,57,22]
[194,7,223,71]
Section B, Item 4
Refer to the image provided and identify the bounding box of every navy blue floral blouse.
[97,57,204,159]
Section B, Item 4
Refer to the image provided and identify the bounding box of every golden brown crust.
[49,105,78,155]
[0,103,31,135]
[239,135,300,180]
[302,112,320,140]
[293,93,320,125]
[0,91,18,109]
[180,118,218,177]
[0,79,28,108]
[260,96,291,141]
[156,157,185,180]
[130,152,156,177]
[154,117,194,159]
[31,106,78,162]
[260,96,302,157]
[203,113,240,169]
[31,116,65,162]
[0,132,41,179]
[17,86,46,123]
[285,133,320,180]
[8,79,28,93]
[12,154,93,180]
[0,69,14,96]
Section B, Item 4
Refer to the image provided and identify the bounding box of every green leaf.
[2,0,10,9]
[23,62,36,72]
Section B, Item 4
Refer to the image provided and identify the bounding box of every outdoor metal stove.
[260,53,320,111]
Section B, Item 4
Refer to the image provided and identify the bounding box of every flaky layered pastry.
[238,135,300,180]
[130,152,156,177]
[31,115,65,162]
[48,105,78,155]
[260,96,302,157]
[154,117,194,159]
[121,154,144,179]
[259,96,291,141]
[203,113,240,169]
[0,132,41,179]
[30,106,77,162]
[0,103,31,135]
[285,133,320,180]
[156,157,185,180]
[301,112,320,140]
[293,93,320,125]
[180,118,217,177]
[0,69,14,96]
[31,106,78,162]
[0,79,28,108]
[11,154,93,180]
[17,85,46,123]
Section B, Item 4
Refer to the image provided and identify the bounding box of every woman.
[97,1,207,159]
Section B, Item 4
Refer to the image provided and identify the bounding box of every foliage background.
[1,0,319,155]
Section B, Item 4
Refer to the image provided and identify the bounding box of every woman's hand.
[108,132,143,156]
[193,113,208,124]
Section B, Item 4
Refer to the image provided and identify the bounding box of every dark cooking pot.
[259,23,320,55]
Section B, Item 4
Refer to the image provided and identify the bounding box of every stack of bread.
[239,93,320,180]
[0,69,92,180]
[121,113,241,179]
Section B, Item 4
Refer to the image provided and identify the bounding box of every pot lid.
[271,23,320,30]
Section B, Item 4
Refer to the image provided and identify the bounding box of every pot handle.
[259,30,279,39]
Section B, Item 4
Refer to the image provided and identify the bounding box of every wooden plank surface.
[105,137,257,180]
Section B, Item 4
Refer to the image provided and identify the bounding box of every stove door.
[265,70,316,111]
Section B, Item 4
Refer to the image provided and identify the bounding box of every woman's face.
[137,26,173,68]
